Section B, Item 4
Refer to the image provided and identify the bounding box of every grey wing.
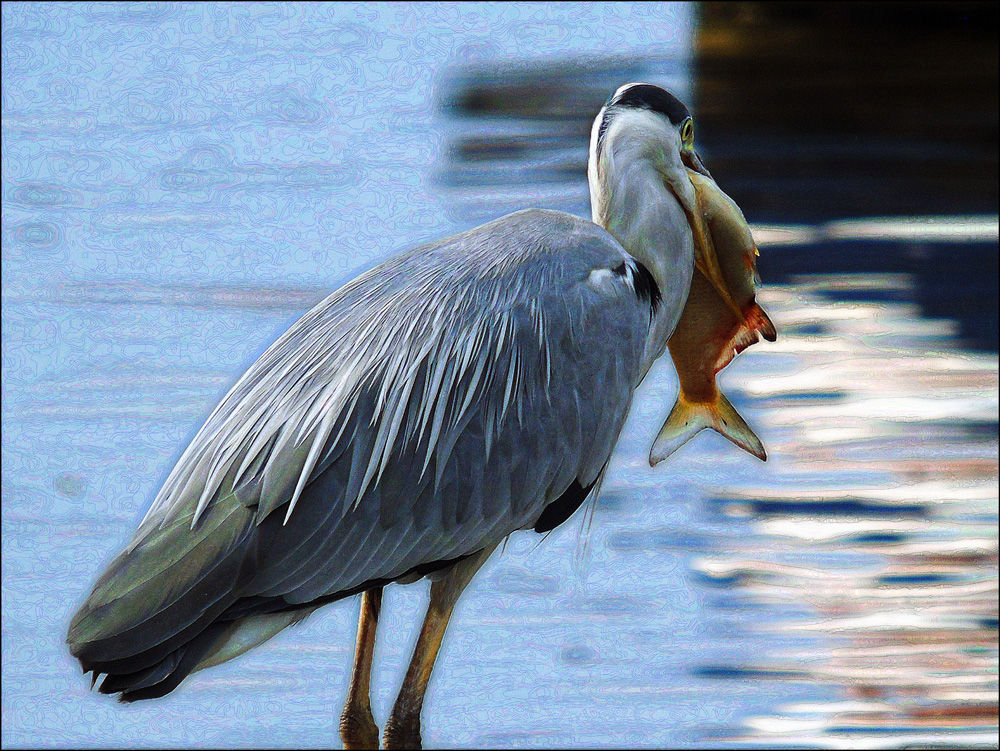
[69,209,656,682]
[245,211,657,603]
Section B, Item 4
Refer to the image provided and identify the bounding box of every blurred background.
[2,2,997,748]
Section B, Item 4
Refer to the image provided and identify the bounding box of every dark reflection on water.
[698,2,999,355]
[757,239,998,353]
[696,2,998,222]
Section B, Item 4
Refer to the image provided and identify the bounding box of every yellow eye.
[681,118,694,145]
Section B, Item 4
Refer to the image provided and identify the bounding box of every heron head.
[589,83,741,319]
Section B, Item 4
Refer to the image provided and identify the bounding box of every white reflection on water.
[751,216,999,247]
[697,278,998,749]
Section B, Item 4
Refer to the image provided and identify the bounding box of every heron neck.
[590,155,694,360]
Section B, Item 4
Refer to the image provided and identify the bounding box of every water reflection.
[691,279,998,748]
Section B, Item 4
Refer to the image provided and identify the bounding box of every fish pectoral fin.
[714,302,779,373]
[747,302,777,342]
[649,393,767,466]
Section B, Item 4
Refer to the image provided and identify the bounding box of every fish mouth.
[664,153,744,320]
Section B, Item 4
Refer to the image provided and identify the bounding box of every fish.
[650,169,777,465]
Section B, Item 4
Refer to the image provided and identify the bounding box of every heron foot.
[383,710,421,750]
[340,701,379,750]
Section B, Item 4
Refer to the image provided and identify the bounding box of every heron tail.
[66,500,262,701]
[649,392,766,465]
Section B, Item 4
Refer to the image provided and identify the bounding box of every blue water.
[3,3,997,749]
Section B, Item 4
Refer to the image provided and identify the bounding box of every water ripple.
[10,221,65,254]
[245,84,331,128]
[79,2,177,25]
[7,182,79,208]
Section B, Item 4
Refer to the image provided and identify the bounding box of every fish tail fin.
[650,393,767,466]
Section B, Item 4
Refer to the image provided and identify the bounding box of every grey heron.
[67,83,751,749]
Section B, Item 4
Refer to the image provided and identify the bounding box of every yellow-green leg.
[341,587,383,750]
[383,546,496,750]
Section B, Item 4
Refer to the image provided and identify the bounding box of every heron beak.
[682,147,711,179]
[668,148,744,320]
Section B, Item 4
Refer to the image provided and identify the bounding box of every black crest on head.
[594,83,691,160]
[610,83,690,125]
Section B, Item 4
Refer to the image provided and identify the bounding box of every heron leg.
[383,545,496,750]
[340,587,383,750]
